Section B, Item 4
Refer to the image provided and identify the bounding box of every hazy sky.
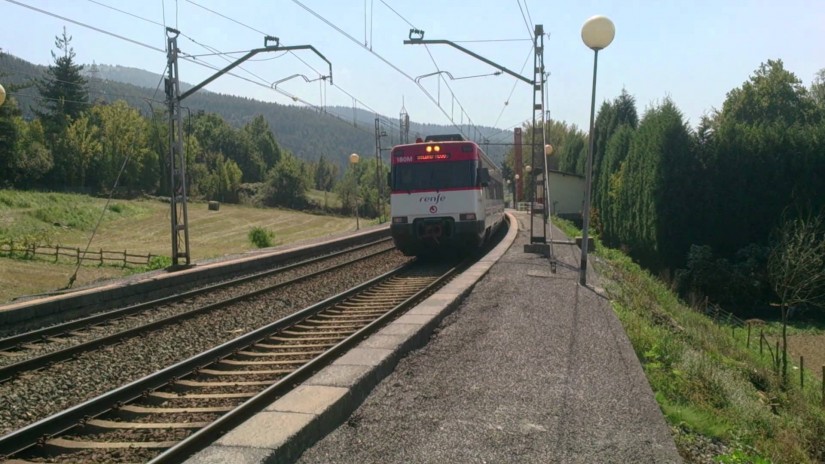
[2,0,823,141]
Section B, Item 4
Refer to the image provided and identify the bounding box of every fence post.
[99,248,103,265]
[123,250,127,268]
[759,329,763,355]
[775,341,780,374]
[76,248,80,265]
[800,356,804,388]
[746,324,751,348]
[55,245,59,262]
[822,366,824,407]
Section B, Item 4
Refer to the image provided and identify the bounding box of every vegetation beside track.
[0,189,362,304]
[554,218,825,464]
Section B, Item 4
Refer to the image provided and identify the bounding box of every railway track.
[0,239,395,382]
[0,258,465,463]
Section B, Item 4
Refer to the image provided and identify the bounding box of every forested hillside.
[2,54,509,169]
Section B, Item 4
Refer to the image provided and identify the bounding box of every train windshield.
[393,161,476,191]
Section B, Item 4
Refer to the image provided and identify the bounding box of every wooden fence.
[706,301,824,403]
[0,242,156,267]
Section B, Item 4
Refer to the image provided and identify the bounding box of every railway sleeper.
[83,418,210,432]
[254,341,335,350]
[198,367,294,376]
[217,358,310,367]
[270,334,348,342]
[146,391,255,401]
[293,323,364,330]
[44,436,178,451]
[236,349,325,358]
[171,379,272,389]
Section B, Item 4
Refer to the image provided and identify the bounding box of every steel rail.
[0,244,397,382]
[153,260,462,463]
[0,258,451,460]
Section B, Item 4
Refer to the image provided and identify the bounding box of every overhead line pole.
[165,28,332,269]
[403,26,554,266]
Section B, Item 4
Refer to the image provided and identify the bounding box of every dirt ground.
[787,334,825,381]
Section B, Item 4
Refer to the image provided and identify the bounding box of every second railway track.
[0,239,397,380]
[0,241,410,438]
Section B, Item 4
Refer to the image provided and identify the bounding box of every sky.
[1,0,824,144]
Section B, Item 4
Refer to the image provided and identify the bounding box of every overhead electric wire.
[85,0,165,27]
[454,38,532,43]
[184,0,398,131]
[4,0,165,53]
[516,0,534,40]
[290,0,470,137]
[492,45,534,128]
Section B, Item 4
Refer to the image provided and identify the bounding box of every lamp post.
[579,15,615,286]
[349,153,360,230]
[514,174,520,206]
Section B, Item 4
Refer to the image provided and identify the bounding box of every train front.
[389,140,487,256]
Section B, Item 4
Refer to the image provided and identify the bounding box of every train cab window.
[392,161,476,191]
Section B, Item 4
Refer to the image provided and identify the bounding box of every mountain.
[1,53,514,167]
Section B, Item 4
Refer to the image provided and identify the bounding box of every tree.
[89,100,152,193]
[811,68,825,109]
[264,152,310,209]
[64,113,102,188]
[710,61,825,255]
[243,115,282,170]
[721,59,817,127]
[34,27,89,137]
[767,212,825,382]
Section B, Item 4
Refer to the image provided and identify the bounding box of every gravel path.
[0,251,409,436]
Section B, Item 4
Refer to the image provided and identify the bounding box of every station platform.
[189,211,682,463]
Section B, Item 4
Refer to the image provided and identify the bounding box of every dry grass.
[0,195,359,304]
[788,334,825,381]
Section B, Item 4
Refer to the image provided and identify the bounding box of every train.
[388,134,505,256]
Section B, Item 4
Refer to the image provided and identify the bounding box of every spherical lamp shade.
[581,15,615,50]
[544,144,554,156]
[0,84,5,107]
[349,153,360,164]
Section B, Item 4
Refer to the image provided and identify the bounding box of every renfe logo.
[419,194,446,204]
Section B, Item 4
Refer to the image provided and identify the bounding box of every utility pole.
[374,117,385,223]
[164,28,332,268]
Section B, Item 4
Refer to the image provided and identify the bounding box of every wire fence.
[0,242,157,268]
[704,300,824,406]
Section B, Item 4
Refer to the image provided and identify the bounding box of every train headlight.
[392,216,408,224]
[426,146,432,153]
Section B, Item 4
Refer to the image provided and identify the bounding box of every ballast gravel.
[0,251,409,436]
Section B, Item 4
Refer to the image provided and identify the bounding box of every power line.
[85,0,165,27]
[4,0,165,54]
[492,45,534,128]
[454,38,532,43]
[182,0,397,131]
[515,0,534,41]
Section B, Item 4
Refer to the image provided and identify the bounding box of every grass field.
[0,190,360,304]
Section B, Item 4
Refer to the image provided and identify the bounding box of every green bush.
[248,226,275,248]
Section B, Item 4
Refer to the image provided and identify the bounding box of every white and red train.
[389,134,505,256]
